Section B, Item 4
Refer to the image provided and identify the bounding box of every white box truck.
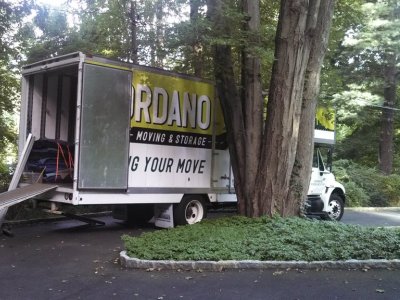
[0,52,345,232]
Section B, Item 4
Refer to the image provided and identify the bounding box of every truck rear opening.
[22,62,78,185]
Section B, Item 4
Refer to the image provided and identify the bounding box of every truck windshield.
[313,149,325,171]
[314,146,333,172]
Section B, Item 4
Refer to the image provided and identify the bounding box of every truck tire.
[174,195,207,226]
[325,193,344,221]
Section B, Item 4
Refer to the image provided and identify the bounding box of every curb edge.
[119,251,400,271]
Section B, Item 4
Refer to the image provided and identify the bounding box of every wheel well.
[181,194,210,204]
[332,188,345,204]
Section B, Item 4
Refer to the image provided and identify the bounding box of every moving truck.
[0,52,345,232]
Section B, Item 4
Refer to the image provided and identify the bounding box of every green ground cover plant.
[122,216,400,261]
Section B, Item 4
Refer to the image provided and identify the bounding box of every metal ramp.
[0,183,58,211]
[0,134,41,233]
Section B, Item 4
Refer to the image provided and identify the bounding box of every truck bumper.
[305,195,328,218]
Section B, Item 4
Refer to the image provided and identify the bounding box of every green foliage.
[337,0,400,82]
[0,0,32,188]
[123,216,400,261]
[346,1,400,54]
[380,174,400,206]
[0,158,12,192]
[330,0,400,173]
[26,6,83,62]
[334,159,400,207]
[319,0,364,104]
[335,112,381,168]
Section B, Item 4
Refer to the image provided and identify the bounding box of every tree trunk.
[379,55,397,175]
[213,46,248,214]
[209,0,258,216]
[190,0,203,77]
[241,0,263,217]
[129,0,138,64]
[155,0,164,68]
[288,0,336,215]
[254,0,319,217]
[209,0,264,217]
[210,0,334,218]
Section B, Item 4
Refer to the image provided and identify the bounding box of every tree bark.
[209,0,245,213]
[210,0,335,218]
[190,0,203,77]
[129,0,138,64]
[288,0,336,215]
[241,0,263,217]
[255,0,319,217]
[379,54,397,175]
[209,0,260,216]
[155,0,164,68]
[213,45,247,214]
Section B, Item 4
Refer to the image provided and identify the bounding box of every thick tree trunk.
[254,0,319,217]
[288,0,336,215]
[379,56,397,175]
[214,45,247,214]
[209,0,263,216]
[242,0,263,217]
[211,0,334,218]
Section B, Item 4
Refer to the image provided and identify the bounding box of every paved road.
[342,207,400,227]
[0,210,400,300]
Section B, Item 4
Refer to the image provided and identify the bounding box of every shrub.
[334,159,400,207]
[341,181,370,207]
[381,174,400,206]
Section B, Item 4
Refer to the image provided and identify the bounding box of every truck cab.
[306,145,345,220]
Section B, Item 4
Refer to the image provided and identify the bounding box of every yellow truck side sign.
[131,70,214,133]
[130,69,226,149]
[315,106,335,131]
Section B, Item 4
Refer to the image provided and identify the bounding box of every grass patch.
[122,216,400,261]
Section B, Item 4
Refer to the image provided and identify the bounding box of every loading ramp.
[0,183,58,211]
[0,134,58,234]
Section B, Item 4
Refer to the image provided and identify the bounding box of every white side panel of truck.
[128,144,212,188]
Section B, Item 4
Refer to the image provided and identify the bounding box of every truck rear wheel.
[174,195,207,226]
[325,194,344,221]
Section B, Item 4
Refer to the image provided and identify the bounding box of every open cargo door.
[78,63,132,189]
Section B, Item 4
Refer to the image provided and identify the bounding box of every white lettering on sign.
[153,87,168,124]
[136,131,166,143]
[132,85,211,130]
[135,84,152,123]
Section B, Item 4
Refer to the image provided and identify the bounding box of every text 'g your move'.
[129,156,206,174]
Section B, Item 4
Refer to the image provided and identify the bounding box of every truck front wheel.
[325,194,344,221]
[174,195,207,226]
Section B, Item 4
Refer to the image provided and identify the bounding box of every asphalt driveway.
[0,209,400,299]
